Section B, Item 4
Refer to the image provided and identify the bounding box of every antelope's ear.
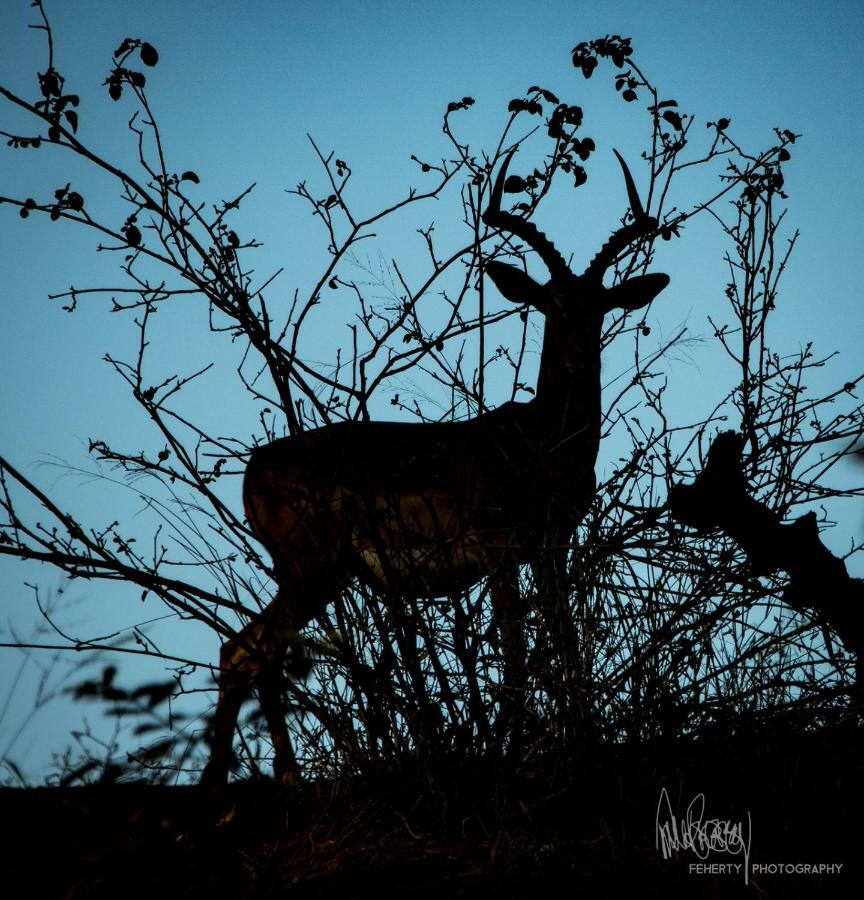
[604,272,670,312]
[485,261,547,310]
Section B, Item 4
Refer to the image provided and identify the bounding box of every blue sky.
[1,0,862,780]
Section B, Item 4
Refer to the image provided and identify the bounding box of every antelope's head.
[483,148,670,375]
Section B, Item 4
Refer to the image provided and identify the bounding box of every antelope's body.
[244,398,597,599]
[202,149,669,784]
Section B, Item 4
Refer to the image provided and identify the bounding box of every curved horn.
[613,148,646,221]
[483,148,572,281]
[583,150,658,281]
[487,146,519,220]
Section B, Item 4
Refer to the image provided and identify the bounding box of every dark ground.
[1,726,860,898]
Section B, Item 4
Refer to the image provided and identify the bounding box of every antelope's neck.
[533,338,602,452]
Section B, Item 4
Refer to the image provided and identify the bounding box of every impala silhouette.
[202,148,670,784]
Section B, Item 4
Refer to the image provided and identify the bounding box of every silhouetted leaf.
[446,97,474,113]
[70,679,101,699]
[508,98,543,115]
[67,192,84,211]
[130,71,146,88]
[549,103,583,138]
[181,170,200,183]
[109,81,122,101]
[622,89,637,102]
[662,110,683,130]
[572,137,595,161]
[133,722,163,736]
[64,110,78,132]
[140,42,159,66]
[131,681,174,707]
[503,175,527,193]
[572,52,598,78]
[40,70,61,97]
[125,224,142,246]
[778,148,791,161]
[528,86,560,104]
[573,166,587,187]
[717,117,731,130]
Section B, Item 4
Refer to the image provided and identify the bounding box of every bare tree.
[1,10,861,787]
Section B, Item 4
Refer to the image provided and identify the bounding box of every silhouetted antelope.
[202,149,669,784]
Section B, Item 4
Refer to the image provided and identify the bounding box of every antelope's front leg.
[490,562,528,749]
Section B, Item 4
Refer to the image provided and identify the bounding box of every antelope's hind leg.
[202,630,253,785]
[202,589,312,785]
[255,658,299,785]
